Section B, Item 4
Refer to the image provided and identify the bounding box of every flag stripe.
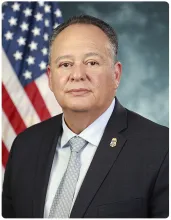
[2,141,9,168]
[2,110,16,151]
[35,74,62,116]
[24,81,51,121]
[2,83,27,135]
[2,50,40,127]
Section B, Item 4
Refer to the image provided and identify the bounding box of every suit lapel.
[70,98,128,217]
[32,115,63,218]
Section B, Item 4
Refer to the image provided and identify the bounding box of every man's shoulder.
[126,108,168,137]
[122,109,169,164]
[16,113,63,141]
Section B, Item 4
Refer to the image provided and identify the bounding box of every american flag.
[2,2,63,175]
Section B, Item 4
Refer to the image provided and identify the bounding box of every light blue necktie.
[49,136,88,218]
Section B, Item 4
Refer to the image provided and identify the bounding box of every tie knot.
[69,136,87,153]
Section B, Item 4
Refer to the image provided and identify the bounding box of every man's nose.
[70,63,86,81]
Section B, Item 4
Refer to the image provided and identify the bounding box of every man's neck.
[63,111,101,134]
[63,103,114,134]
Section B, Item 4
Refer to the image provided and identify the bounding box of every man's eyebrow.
[55,52,104,63]
[84,52,104,60]
[55,55,74,63]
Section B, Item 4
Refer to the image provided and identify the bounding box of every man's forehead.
[54,23,109,42]
[50,23,114,61]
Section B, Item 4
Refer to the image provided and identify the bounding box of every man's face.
[48,24,122,113]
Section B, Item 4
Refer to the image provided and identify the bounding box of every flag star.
[13,51,23,60]
[4,31,13,40]
[11,2,20,12]
[45,19,50,27]
[20,22,29,31]
[34,12,43,21]
[39,61,47,70]
[38,1,44,6]
[54,9,62,17]
[44,4,51,13]
[17,36,26,46]
[23,70,32,79]
[26,56,35,65]
[28,41,38,51]
[53,23,59,29]
[8,16,17,26]
[41,47,48,56]
[32,27,41,36]
[43,33,49,41]
[23,8,32,17]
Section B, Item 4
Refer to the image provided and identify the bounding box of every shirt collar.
[61,98,115,148]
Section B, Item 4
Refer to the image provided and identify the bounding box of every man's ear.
[114,61,122,89]
[47,65,53,91]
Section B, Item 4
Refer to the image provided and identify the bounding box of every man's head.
[48,15,118,64]
[47,15,122,115]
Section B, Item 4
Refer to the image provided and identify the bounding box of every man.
[2,15,168,218]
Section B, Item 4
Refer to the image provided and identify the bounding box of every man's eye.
[59,63,72,68]
[87,61,99,66]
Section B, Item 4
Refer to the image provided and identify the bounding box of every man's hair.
[48,14,118,64]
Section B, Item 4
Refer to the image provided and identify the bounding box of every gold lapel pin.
[110,138,117,147]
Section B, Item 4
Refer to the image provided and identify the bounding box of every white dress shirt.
[44,98,115,217]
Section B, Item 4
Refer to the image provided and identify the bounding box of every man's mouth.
[67,88,90,96]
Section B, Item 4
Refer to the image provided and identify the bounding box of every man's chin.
[60,97,94,113]
[65,103,91,113]
[70,106,90,113]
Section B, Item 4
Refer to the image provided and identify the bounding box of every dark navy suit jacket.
[2,98,169,218]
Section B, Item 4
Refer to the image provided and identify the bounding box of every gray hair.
[48,15,118,64]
